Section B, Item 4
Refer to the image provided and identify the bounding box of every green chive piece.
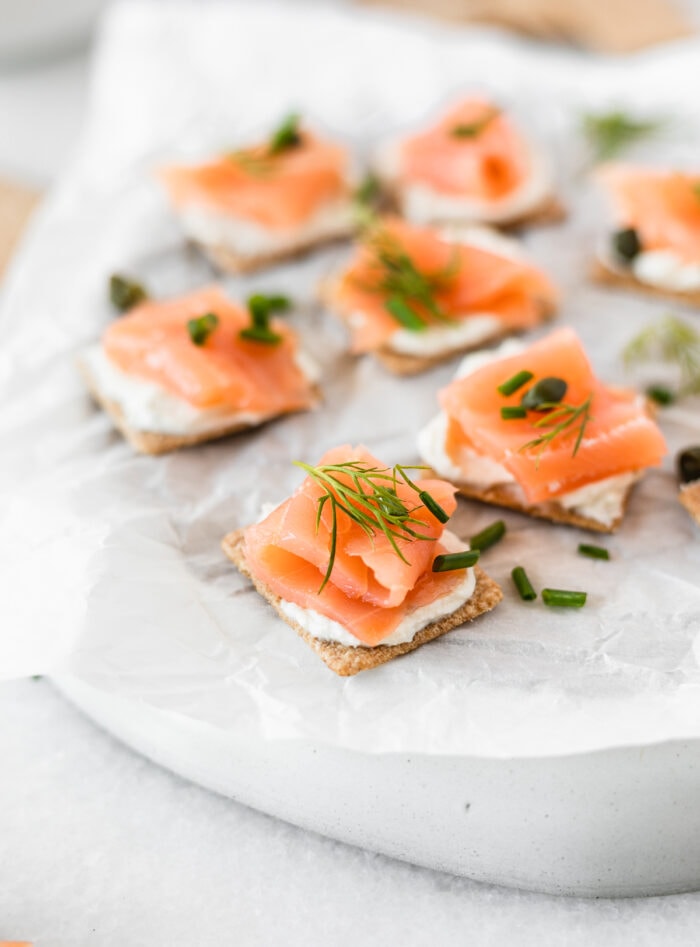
[240,326,282,345]
[248,293,290,327]
[385,296,426,331]
[451,108,499,139]
[542,588,587,608]
[419,490,449,524]
[578,543,610,561]
[511,566,537,601]
[521,377,568,411]
[187,312,219,346]
[497,370,534,397]
[268,113,302,155]
[432,549,480,572]
[469,519,506,553]
[501,406,528,420]
[646,384,675,406]
[109,274,148,312]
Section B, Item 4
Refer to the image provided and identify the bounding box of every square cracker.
[78,357,320,456]
[680,481,700,526]
[449,479,631,533]
[591,257,700,307]
[221,528,503,676]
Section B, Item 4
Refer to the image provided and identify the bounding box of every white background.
[2,2,700,943]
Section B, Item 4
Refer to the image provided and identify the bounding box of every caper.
[109,274,148,312]
[678,447,700,484]
[521,377,568,411]
[612,227,642,263]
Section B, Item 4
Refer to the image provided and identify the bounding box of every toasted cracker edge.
[78,357,320,456]
[197,222,355,275]
[451,479,628,533]
[680,482,700,526]
[221,528,503,676]
[591,257,700,307]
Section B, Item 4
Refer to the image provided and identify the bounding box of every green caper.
[612,227,642,263]
[678,446,700,484]
[521,377,568,411]
[109,274,148,312]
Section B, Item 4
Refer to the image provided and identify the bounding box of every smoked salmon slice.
[398,97,532,200]
[242,445,475,646]
[103,286,317,414]
[159,132,351,230]
[439,328,666,504]
[597,164,700,262]
[329,217,558,354]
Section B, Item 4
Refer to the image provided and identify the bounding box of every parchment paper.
[1,0,700,758]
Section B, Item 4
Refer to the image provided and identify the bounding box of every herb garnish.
[187,312,219,346]
[497,370,534,397]
[110,274,148,312]
[470,520,506,552]
[578,543,610,561]
[362,225,459,331]
[624,315,700,398]
[239,293,290,345]
[581,109,664,163]
[542,588,587,608]
[516,395,593,466]
[228,113,304,176]
[452,108,500,139]
[433,550,480,572]
[292,460,451,592]
[511,566,536,601]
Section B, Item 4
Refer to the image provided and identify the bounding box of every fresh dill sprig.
[361,226,460,331]
[623,315,700,397]
[292,460,449,592]
[581,109,664,163]
[228,113,303,176]
[518,395,594,467]
[451,107,500,139]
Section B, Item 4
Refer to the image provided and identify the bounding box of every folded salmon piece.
[438,327,667,506]
[327,217,558,358]
[242,444,486,647]
[103,286,316,414]
[597,164,700,263]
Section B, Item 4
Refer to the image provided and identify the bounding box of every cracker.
[591,256,700,307]
[197,223,354,275]
[450,479,631,533]
[222,528,503,676]
[680,481,700,526]
[79,358,320,456]
[320,280,557,377]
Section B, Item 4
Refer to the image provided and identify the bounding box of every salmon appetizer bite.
[678,447,700,527]
[594,165,700,304]
[80,285,320,455]
[159,114,356,273]
[323,217,558,374]
[374,96,562,229]
[418,328,667,532]
[222,445,502,675]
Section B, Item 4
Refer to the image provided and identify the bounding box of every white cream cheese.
[81,344,318,436]
[277,529,476,648]
[178,197,355,257]
[417,340,638,527]
[598,243,700,293]
[375,139,554,225]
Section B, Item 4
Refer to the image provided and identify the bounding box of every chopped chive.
[385,295,426,331]
[432,549,480,573]
[187,312,219,346]
[511,566,536,601]
[109,273,148,312]
[542,588,587,608]
[240,326,282,345]
[268,113,302,155]
[419,490,449,524]
[497,370,533,397]
[646,384,675,406]
[578,543,610,561]
[469,519,506,553]
[501,406,528,420]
